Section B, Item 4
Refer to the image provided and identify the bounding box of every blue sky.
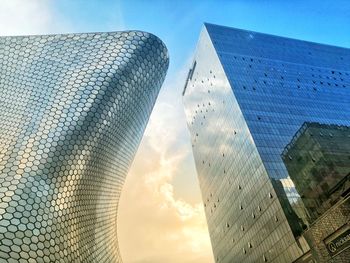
[51,0,350,76]
[1,1,349,262]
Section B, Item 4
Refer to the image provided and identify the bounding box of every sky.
[0,1,349,262]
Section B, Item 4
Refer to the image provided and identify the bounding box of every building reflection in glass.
[282,122,350,223]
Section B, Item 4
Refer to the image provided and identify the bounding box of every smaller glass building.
[282,122,350,223]
[283,122,350,261]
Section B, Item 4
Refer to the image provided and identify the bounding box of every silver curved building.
[0,31,168,262]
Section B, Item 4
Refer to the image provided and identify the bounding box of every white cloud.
[0,0,56,36]
[118,59,214,263]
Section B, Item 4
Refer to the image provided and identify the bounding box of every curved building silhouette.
[0,31,168,262]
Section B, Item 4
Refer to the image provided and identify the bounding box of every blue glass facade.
[183,23,350,262]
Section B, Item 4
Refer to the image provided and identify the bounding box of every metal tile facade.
[183,23,349,262]
[0,31,168,262]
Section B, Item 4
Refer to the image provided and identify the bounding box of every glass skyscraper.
[183,23,349,262]
[0,31,168,262]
